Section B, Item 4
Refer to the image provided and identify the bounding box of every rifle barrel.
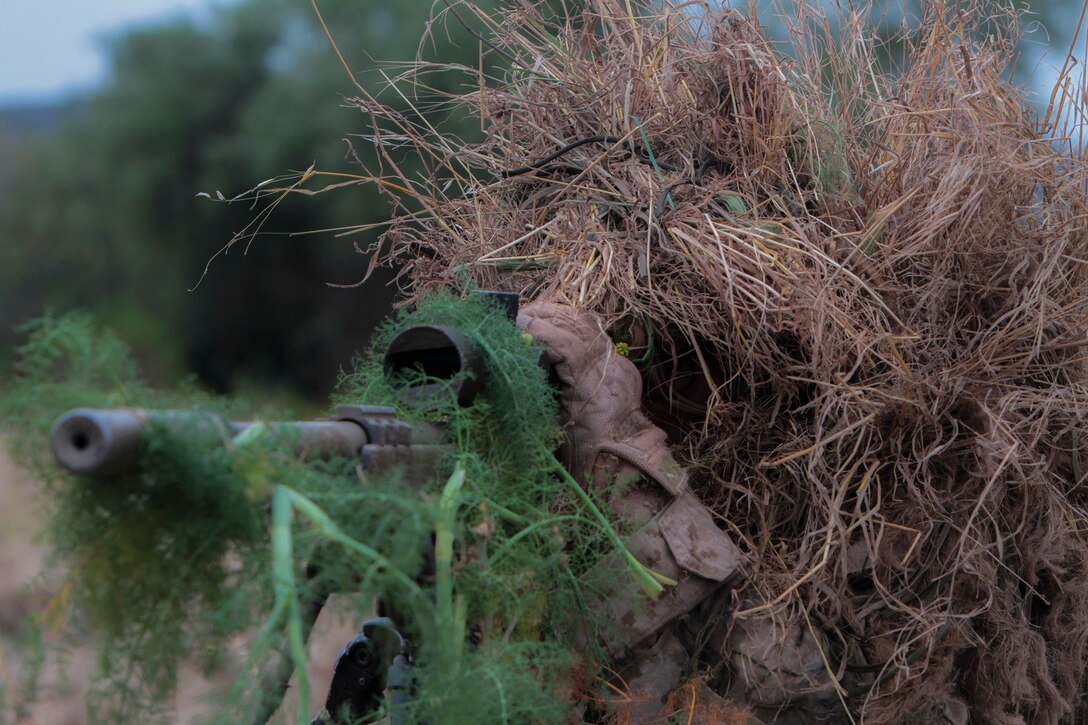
[50,408,371,477]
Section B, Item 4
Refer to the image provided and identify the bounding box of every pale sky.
[0,0,1077,106]
[0,0,230,103]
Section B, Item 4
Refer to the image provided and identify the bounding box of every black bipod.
[311,617,416,725]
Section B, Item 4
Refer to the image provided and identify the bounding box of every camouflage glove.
[517,302,741,659]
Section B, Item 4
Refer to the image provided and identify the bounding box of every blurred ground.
[0,441,358,723]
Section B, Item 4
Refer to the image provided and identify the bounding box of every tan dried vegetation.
[283,0,1088,721]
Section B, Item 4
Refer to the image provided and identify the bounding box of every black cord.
[652,155,736,219]
[653,179,695,219]
[499,134,680,178]
[501,140,739,227]
[695,156,733,186]
[844,620,953,698]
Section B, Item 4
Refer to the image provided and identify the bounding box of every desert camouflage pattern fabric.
[518,302,857,721]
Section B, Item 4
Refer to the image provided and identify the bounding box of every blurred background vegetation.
[0,0,1074,401]
[0,0,497,402]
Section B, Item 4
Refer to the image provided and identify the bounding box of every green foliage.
[3,297,642,723]
[337,293,599,722]
[2,313,266,718]
[78,429,269,717]
[342,292,562,504]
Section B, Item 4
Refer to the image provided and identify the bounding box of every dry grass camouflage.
[334,1,1088,721]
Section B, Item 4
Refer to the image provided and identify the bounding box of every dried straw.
[347,1,1088,720]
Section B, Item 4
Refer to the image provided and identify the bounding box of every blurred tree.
[0,0,490,395]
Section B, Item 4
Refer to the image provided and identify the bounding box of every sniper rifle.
[48,294,523,725]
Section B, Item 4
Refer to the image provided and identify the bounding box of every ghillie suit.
[337,0,1088,722]
[10,1,1088,723]
[519,301,840,724]
[519,301,744,719]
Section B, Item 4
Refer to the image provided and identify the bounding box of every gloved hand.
[517,301,741,658]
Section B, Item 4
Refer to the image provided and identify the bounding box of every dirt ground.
[0,442,358,724]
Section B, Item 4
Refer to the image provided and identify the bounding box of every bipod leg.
[252,563,330,725]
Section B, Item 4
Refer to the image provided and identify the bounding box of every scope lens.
[382,326,482,409]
